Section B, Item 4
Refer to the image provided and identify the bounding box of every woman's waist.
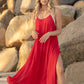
[36,30,56,35]
[37,33,57,40]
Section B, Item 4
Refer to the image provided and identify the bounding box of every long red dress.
[7,13,62,84]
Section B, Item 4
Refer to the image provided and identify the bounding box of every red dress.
[7,13,62,84]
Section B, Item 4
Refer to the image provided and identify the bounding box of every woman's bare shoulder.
[54,6,61,15]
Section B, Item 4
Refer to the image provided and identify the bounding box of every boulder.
[53,0,78,5]
[14,0,22,15]
[0,47,18,72]
[74,1,84,18]
[0,0,6,7]
[74,1,84,8]
[16,41,34,71]
[65,61,84,84]
[56,5,76,27]
[20,0,35,14]
[2,2,7,9]
[58,13,84,69]
[79,0,84,1]
[14,0,35,15]
[0,22,6,47]
[5,13,35,48]
[0,9,14,28]
[7,0,16,13]
[0,7,7,14]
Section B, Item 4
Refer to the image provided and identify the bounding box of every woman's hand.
[39,32,51,43]
[32,30,39,39]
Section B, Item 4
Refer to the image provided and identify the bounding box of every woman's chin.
[42,3,47,6]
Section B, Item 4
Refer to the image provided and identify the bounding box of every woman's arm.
[49,7,62,36]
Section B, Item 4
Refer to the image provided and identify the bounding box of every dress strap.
[50,13,55,23]
[50,7,56,25]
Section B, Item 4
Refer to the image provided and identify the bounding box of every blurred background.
[0,0,84,84]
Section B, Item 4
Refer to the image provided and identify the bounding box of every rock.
[14,0,22,15]
[16,41,34,71]
[20,0,35,14]
[58,13,84,69]
[0,7,7,14]
[74,1,84,8]
[0,9,14,28]
[0,47,18,72]
[0,71,16,84]
[65,61,84,84]
[0,0,6,7]
[80,0,84,1]
[14,0,35,15]
[5,13,34,48]
[56,5,76,27]
[0,2,7,14]
[53,0,78,5]
[74,1,84,18]
[0,22,6,47]
[7,0,16,13]
[2,2,7,9]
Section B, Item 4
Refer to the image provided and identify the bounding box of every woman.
[7,0,65,84]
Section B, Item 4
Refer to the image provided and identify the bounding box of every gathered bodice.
[35,13,57,39]
[36,13,55,23]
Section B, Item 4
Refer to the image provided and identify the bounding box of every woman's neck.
[41,5,48,11]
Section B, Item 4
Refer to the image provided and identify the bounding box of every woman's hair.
[31,0,55,26]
